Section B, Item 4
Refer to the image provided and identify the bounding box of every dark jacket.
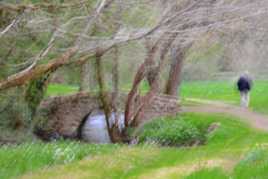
[237,75,252,92]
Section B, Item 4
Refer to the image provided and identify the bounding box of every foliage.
[137,116,208,146]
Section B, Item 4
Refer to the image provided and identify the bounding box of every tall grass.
[0,141,118,179]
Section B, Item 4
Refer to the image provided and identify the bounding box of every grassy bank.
[0,142,118,179]
[3,113,267,178]
[25,80,268,178]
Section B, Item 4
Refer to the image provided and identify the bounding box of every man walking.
[237,72,253,108]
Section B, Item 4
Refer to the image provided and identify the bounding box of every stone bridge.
[35,92,180,140]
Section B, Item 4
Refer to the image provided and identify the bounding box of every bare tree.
[124,0,268,128]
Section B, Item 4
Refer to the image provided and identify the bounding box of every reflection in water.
[81,112,125,143]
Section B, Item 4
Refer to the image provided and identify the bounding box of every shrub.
[137,116,207,147]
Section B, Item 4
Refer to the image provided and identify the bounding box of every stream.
[81,111,125,143]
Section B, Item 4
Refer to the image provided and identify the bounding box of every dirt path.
[182,98,268,131]
[137,158,236,179]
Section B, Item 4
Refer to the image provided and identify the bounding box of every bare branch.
[0,19,17,37]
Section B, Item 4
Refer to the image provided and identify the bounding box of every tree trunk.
[124,32,179,127]
[80,61,90,91]
[95,50,123,143]
[112,46,119,96]
[111,46,120,128]
[165,47,184,97]
[79,59,96,92]
[144,39,158,87]
[95,51,111,118]
[25,72,51,119]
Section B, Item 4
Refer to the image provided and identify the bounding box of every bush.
[137,116,207,147]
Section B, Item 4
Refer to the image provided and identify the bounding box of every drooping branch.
[0,47,78,91]
[0,19,17,37]
[0,25,162,91]
[0,0,115,88]
[0,0,166,92]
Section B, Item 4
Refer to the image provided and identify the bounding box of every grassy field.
[46,81,268,113]
[46,80,268,114]
[1,113,268,178]
[0,141,119,179]
[8,80,264,178]
[181,80,268,114]
[46,84,79,97]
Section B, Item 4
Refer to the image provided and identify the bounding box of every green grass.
[185,148,268,179]
[185,168,229,179]
[0,141,118,179]
[45,84,79,96]
[181,80,268,114]
[181,80,239,101]
[233,149,268,179]
[8,113,268,179]
[46,80,268,113]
